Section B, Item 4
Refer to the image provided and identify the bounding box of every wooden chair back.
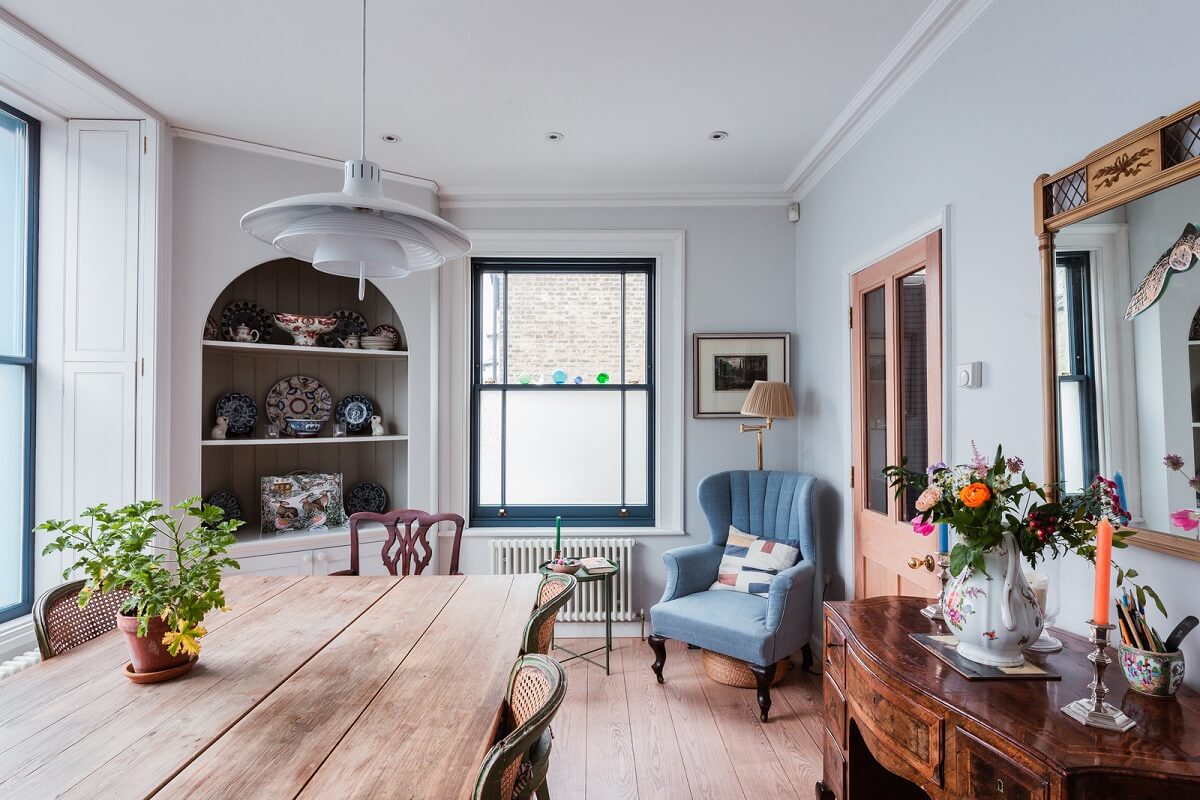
[33,580,132,660]
[331,510,425,576]
[412,512,466,575]
[522,574,576,655]
[473,654,567,800]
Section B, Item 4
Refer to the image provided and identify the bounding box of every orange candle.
[1093,518,1113,625]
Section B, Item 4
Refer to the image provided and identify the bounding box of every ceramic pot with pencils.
[1119,644,1184,697]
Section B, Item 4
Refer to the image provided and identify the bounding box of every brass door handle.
[908,554,935,572]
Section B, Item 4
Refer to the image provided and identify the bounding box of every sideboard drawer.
[823,671,846,749]
[825,617,846,685]
[955,727,1049,800]
[847,652,943,784]
[823,728,845,800]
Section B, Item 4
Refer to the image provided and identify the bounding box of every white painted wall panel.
[61,364,136,516]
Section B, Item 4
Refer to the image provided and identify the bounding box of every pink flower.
[914,486,942,513]
[912,514,935,536]
[1170,509,1200,532]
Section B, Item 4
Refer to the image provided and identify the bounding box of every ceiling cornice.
[438,184,793,209]
[786,0,994,200]
[172,127,441,192]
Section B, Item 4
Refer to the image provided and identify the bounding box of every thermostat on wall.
[957,362,982,388]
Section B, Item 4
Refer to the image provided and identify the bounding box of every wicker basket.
[701,649,789,688]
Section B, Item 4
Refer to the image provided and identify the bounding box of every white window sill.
[445,527,687,538]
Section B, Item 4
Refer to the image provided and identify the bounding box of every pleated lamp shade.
[740,381,796,419]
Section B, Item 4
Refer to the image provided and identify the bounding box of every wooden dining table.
[0,573,542,799]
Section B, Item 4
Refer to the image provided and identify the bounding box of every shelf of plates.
[200,258,408,534]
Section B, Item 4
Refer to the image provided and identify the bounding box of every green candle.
[555,515,562,554]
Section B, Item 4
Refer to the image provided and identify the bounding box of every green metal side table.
[538,559,620,674]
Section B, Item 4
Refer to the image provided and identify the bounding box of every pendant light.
[240,0,470,300]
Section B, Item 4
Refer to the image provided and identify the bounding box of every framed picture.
[693,333,790,418]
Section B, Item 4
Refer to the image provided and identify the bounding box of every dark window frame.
[1055,251,1100,491]
[0,99,39,624]
[470,258,655,527]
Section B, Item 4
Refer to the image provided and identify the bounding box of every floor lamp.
[739,380,796,470]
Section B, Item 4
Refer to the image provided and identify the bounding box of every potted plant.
[39,498,241,676]
[884,443,1163,667]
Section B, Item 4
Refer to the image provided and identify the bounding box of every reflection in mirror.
[1054,175,1200,540]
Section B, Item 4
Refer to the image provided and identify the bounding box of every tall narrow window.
[471,259,654,526]
[0,101,38,624]
[1054,251,1099,494]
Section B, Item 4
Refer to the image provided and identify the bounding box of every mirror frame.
[1035,98,1200,563]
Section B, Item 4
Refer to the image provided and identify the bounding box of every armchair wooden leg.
[535,779,551,800]
[648,634,668,684]
[750,662,776,722]
[801,643,814,673]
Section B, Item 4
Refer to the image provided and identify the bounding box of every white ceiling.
[0,0,935,195]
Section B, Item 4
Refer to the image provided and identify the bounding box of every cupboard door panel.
[227,551,313,577]
[62,364,136,516]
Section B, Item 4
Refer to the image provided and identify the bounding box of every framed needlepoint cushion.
[709,525,800,596]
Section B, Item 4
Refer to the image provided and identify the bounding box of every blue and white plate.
[215,392,257,437]
[205,490,243,523]
[335,394,375,434]
[345,482,388,515]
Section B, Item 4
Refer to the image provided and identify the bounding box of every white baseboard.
[555,620,647,640]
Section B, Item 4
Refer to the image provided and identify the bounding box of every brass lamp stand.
[738,381,796,470]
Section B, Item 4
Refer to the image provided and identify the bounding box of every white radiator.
[490,538,636,622]
[0,651,40,680]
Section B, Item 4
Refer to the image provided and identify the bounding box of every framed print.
[693,333,790,418]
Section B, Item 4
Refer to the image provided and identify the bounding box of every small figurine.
[370,415,385,436]
[211,415,229,440]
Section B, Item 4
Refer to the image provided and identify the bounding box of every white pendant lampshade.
[240,0,470,297]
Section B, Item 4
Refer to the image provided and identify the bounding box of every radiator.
[490,538,636,622]
[0,651,40,680]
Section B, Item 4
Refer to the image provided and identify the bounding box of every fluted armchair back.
[698,470,816,563]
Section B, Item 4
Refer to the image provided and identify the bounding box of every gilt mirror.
[1037,99,1200,561]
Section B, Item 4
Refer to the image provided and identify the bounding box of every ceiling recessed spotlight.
[545,131,565,142]
[380,133,401,143]
[708,130,729,141]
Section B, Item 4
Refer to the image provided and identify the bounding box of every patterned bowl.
[547,558,581,575]
[1119,643,1185,697]
[272,312,338,347]
[284,418,324,437]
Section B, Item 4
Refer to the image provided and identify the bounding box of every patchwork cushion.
[709,525,800,596]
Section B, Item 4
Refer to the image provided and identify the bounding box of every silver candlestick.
[1061,621,1135,732]
[920,552,951,621]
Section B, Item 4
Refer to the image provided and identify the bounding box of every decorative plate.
[334,394,375,433]
[215,392,258,437]
[220,300,273,342]
[345,481,388,516]
[370,324,402,347]
[322,309,369,348]
[203,315,219,341]
[265,375,333,430]
[205,490,244,523]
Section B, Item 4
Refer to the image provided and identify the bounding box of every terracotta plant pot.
[116,612,190,674]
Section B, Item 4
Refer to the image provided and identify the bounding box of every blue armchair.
[648,470,818,721]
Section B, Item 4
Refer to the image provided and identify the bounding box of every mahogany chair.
[411,512,466,576]
[473,654,567,800]
[521,574,576,655]
[331,510,466,576]
[33,580,132,660]
[330,509,424,577]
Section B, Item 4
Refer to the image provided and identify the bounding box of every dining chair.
[329,509,425,577]
[521,574,576,655]
[410,512,466,575]
[473,653,567,800]
[33,579,132,660]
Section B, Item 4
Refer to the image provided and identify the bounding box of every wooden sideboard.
[816,598,1200,799]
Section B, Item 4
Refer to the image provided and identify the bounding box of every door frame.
[839,208,952,600]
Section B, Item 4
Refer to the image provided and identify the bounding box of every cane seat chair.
[473,654,567,800]
[33,579,132,660]
[521,574,576,655]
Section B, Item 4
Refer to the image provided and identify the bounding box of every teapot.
[339,334,361,349]
[233,324,260,343]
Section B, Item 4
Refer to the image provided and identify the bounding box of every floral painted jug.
[943,531,1043,667]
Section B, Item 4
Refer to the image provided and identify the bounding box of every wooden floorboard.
[548,639,823,800]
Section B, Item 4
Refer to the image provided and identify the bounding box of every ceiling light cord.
[360,0,367,162]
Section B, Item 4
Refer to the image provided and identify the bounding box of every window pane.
[477,390,503,504]
[477,272,505,383]
[0,111,28,358]
[624,390,649,505]
[506,391,622,504]
[505,272,622,383]
[1059,380,1085,494]
[625,273,648,384]
[0,365,26,609]
[864,287,888,513]
[897,270,927,521]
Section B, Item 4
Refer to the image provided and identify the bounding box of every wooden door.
[851,231,942,599]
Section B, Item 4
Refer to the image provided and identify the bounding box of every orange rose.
[959,482,991,508]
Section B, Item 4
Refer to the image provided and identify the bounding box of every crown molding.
[786,0,993,200]
[172,127,440,192]
[438,184,793,209]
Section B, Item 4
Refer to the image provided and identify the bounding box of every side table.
[538,560,620,674]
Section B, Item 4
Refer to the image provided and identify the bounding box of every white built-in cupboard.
[201,258,408,574]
